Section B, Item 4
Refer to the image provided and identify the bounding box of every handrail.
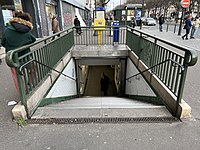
[19,59,76,81]
[74,25,126,29]
[126,58,184,80]
[5,25,197,119]
[6,27,73,68]
[126,26,198,67]
[73,25,127,45]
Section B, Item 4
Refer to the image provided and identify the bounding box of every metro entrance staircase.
[6,26,197,123]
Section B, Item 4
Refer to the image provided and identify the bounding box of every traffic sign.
[180,0,190,8]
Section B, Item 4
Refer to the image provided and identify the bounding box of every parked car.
[143,18,156,26]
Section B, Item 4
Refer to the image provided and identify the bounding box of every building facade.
[0,0,90,38]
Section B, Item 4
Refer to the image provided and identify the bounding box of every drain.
[27,117,179,124]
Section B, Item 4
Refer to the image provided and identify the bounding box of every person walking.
[74,16,81,35]
[190,16,200,39]
[182,15,192,40]
[158,14,165,32]
[129,17,136,30]
[51,15,60,40]
[100,73,110,96]
[1,11,36,91]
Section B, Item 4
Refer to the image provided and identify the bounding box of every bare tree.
[98,0,111,7]
[125,0,199,20]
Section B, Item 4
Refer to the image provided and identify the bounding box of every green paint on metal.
[5,26,198,119]
[126,95,164,105]
[39,95,79,107]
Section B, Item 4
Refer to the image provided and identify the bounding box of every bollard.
[166,23,169,32]
[174,23,177,33]
[113,21,120,44]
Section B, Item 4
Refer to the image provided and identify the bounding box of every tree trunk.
[175,7,180,23]
[198,0,200,16]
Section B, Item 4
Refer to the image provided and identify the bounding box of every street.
[0,25,200,150]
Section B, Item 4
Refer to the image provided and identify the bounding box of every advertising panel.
[2,10,13,26]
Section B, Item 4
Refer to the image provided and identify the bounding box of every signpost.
[178,0,190,35]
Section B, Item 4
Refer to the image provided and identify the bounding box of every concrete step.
[31,97,172,119]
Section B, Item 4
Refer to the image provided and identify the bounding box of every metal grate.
[27,117,179,124]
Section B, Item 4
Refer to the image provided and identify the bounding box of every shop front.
[46,0,58,35]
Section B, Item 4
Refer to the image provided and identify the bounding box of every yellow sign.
[94,19,105,30]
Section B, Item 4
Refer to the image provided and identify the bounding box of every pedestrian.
[158,14,165,32]
[182,15,192,40]
[100,73,110,96]
[52,15,60,40]
[129,17,136,31]
[74,16,81,35]
[1,11,36,91]
[190,16,200,39]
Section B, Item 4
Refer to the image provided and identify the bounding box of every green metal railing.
[5,26,197,117]
[6,28,74,111]
[19,59,76,81]
[126,26,198,105]
[126,58,184,80]
[74,26,126,45]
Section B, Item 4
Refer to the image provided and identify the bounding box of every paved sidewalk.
[0,26,200,150]
[140,25,200,51]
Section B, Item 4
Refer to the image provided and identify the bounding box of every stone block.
[178,101,192,118]
[12,105,27,120]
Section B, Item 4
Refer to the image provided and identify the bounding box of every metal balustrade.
[126,26,197,104]
[74,26,126,45]
[5,26,197,117]
[6,28,74,107]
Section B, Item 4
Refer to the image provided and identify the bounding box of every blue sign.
[136,10,142,21]
[96,7,105,11]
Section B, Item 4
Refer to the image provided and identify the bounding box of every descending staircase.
[30,97,178,124]
[29,45,179,124]
[8,26,197,121]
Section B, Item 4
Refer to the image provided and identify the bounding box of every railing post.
[175,51,190,116]
[151,38,158,68]
[13,53,29,118]
[125,26,128,45]
[139,32,143,53]
[86,27,88,46]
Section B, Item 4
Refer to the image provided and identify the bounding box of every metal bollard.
[166,23,169,32]
[174,23,177,33]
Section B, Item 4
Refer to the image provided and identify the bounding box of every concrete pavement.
[0,26,200,150]
[141,25,200,51]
